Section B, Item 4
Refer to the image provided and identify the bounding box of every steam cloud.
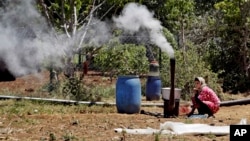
[0,1,173,77]
[0,0,110,77]
[0,0,70,76]
[113,2,174,58]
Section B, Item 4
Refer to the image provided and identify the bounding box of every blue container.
[146,76,162,101]
[116,75,141,114]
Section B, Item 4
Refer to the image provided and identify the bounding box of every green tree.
[209,0,250,93]
[160,0,196,70]
[159,43,221,100]
[93,42,148,80]
[194,0,223,15]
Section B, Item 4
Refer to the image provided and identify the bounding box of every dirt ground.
[0,71,250,141]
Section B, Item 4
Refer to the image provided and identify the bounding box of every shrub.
[93,42,148,78]
[159,43,222,100]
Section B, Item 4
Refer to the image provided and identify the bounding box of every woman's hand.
[193,88,198,93]
[192,88,199,96]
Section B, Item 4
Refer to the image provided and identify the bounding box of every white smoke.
[0,0,69,76]
[113,2,174,58]
[0,0,111,77]
[0,1,173,78]
[75,18,112,48]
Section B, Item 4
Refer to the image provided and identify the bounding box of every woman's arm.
[187,90,199,117]
[187,106,195,117]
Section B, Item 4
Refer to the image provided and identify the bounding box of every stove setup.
[162,58,181,118]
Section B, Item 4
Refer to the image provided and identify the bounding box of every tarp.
[159,121,229,135]
[114,121,231,135]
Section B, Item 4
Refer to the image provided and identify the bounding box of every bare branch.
[100,4,115,21]
[77,0,107,51]
[72,5,77,36]
[37,0,59,39]
[38,0,53,28]
[69,0,74,36]
[37,0,69,55]
[78,0,107,31]
[62,0,71,38]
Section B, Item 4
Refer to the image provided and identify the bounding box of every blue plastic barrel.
[146,76,162,101]
[116,75,141,114]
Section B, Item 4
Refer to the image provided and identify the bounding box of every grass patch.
[0,99,117,115]
[42,77,116,102]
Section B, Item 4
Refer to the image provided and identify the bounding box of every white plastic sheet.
[160,121,229,135]
[114,121,230,135]
[114,127,174,135]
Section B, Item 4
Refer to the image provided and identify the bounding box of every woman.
[187,77,221,118]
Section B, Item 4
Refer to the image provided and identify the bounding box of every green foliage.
[162,0,195,32]
[81,84,115,102]
[207,0,250,93]
[61,77,115,101]
[194,0,223,15]
[39,0,90,32]
[139,26,222,99]
[0,100,117,116]
[160,43,222,100]
[93,42,148,77]
[62,78,83,100]
[140,77,147,96]
[214,0,242,24]
[107,0,138,6]
[40,72,115,102]
[36,0,250,93]
[162,28,178,49]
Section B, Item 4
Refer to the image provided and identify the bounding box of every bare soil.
[0,71,249,141]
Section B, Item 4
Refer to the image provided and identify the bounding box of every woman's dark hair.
[194,77,199,81]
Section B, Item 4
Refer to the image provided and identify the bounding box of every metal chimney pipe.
[163,58,176,118]
[169,58,175,111]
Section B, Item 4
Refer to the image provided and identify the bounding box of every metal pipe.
[169,58,175,111]
[0,95,164,107]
